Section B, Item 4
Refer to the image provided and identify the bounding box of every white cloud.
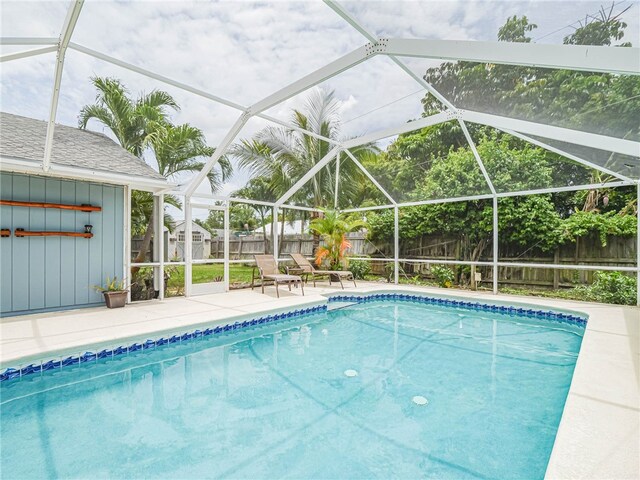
[2,0,638,201]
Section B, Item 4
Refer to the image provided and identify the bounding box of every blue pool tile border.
[328,293,588,327]
[1,293,587,383]
[0,305,328,383]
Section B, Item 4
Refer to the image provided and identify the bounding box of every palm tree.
[79,77,232,267]
[231,88,378,250]
[234,177,278,250]
[79,77,178,156]
[147,123,232,191]
[132,123,232,262]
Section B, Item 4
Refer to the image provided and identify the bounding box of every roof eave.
[0,155,173,193]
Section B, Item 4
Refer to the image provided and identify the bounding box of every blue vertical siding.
[0,174,12,311]
[45,178,61,308]
[0,172,124,316]
[11,175,30,312]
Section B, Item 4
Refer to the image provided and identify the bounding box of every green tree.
[130,123,232,263]
[229,204,258,232]
[79,77,231,268]
[234,177,279,241]
[231,88,378,250]
[563,5,632,46]
[420,10,639,145]
[79,77,177,156]
[367,134,564,278]
[498,15,537,42]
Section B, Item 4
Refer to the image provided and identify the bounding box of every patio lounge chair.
[252,254,304,298]
[289,253,357,289]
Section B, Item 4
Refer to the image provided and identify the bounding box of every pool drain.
[412,396,428,406]
[344,369,358,377]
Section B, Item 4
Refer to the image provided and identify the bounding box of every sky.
[1,0,638,211]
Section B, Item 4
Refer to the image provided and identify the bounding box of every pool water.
[0,300,584,479]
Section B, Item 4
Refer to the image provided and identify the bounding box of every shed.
[166,220,212,261]
[0,112,168,316]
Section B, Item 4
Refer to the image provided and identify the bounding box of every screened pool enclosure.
[1,0,639,304]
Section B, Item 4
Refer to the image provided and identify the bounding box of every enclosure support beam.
[323,0,456,110]
[394,206,400,285]
[184,197,193,297]
[501,129,635,184]
[276,146,341,206]
[343,181,636,212]
[342,204,397,213]
[458,120,496,195]
[334,152,340,210]
[637,182,639,307]
[124,186,132,304]
[341,111,451,149]
[42,0,84,173]
[497,181,635,198]
[343,149,397,204]
[462,110,640,157]
[272,206,279,263]
[157,194,165,301]
[493,196,499,295]
[224,202,230,292]
[384,38,640,76]
[0,37,59,46]
[184,113,249,197]
[249,45,372,115]
[0,46,58,63]
[68,43,338,145]
[190,193,324,213]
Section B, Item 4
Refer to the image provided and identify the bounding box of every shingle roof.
[0,112,165,181]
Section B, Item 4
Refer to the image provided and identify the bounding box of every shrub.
[581,271,637,306]
[349,259,372,280]
[431,265,455,288]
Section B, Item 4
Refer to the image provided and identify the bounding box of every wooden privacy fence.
[210,233,376,259]
[396,233,636,288]
[209,232,636,289]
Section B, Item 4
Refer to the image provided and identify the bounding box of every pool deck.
[1,282,638,479]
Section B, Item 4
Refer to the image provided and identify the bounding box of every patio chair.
[289,253,357,289]
[252,254,304,298]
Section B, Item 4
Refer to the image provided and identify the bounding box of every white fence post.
[185,197,192,297]
[493,196,498,294]
[394,206,399,284]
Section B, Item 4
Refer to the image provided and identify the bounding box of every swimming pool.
[0,294,585,479]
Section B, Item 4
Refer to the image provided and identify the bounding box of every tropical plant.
[232,89,374,207]
[79,77,178,157]
[132,123,231,264]
[146,122,231,191]
[234,177,278,238]
[231,88,379,251]
[308,210,366,270]
[79,77,231,267]
[93,276,128,293]
[349,258,372,280]
[578,271,637,305]
[430,265,455,288]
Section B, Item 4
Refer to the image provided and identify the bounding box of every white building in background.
[166,220,212,261]
[255,220,309,237]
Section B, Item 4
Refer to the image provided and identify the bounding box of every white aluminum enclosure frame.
[42,0,84,173]
[2,0,638,304]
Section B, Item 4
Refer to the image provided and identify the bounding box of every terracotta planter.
[103,291,128,308]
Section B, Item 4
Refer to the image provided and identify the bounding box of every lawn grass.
[165,263,256,296]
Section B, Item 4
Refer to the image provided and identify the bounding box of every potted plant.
[94,276,129,308]
[309,210,366,280]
